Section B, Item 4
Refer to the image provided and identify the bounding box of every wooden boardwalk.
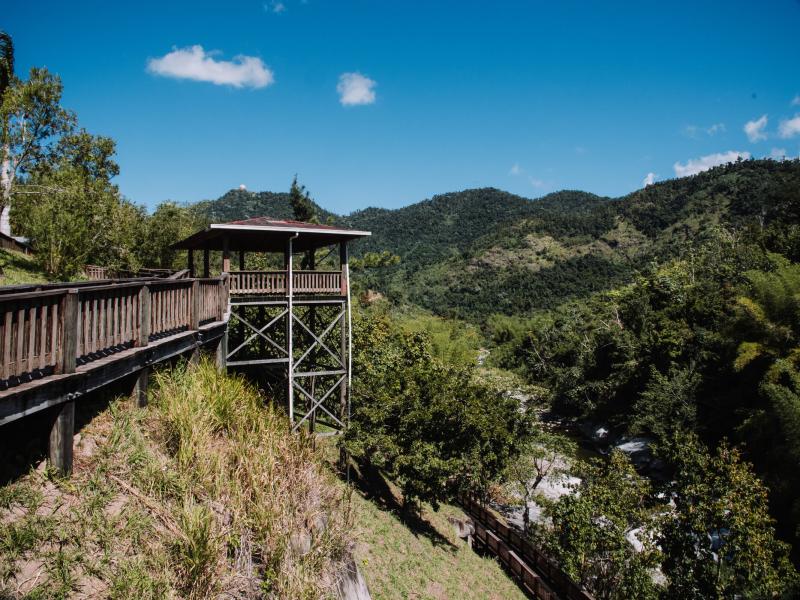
[1,275,230,473]
[461,497,595,600]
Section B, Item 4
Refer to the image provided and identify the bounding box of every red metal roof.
[171,215,370,252]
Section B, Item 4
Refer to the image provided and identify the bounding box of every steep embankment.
[341,462,526,600]
[0,362,352,599]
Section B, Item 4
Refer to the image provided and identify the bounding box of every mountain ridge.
[193,159,800,321]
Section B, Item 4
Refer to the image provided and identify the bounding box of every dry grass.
[0,359,352,599]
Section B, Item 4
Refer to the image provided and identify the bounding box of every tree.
[138,201,200,269]
[0,31,14,225]
[535,451,661,600]
[505,428,575,534]
[733,255,800,379]
[631,364,699,443]
[658,433,798,599]
[1,65,74,214]
[288,175,318,224]
[12,132,145,278]
[289,175,320,270]
[344,307,525,511]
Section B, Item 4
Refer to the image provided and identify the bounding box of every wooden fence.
[1,277,228,390]
[461,497,595,600]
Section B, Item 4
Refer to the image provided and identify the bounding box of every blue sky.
[5,0,800,213]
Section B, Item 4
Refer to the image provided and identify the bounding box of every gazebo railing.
[230,271,342,295]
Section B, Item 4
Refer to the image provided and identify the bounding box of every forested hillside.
[196,159,800,322]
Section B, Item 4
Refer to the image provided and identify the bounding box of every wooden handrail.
[229,270,343,295]
[1,277,229,389]
[461,496,595,600]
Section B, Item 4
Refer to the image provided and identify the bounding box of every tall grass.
[0,358,351,599]
[151,359,351,598]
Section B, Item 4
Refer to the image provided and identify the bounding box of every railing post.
[136,286,150,347]
[188,279,201,365]
[58,290,79,375]
[131,284,151,407]
[190,279,200,330]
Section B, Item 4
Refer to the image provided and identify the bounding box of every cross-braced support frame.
[222,239,353,436]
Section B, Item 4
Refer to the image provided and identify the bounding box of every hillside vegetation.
[342,461,525,600]
[0,248,48,286]
[0,362,352,599]
[195,159,800,323]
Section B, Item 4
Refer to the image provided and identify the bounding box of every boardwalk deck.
[0,275,230,474]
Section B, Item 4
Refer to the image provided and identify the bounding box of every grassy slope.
[341,463,525,600]
[0,362,351,599]
[0,249,47,286]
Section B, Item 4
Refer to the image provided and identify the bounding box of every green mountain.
[193,188,337,223]
[195,159,800,322]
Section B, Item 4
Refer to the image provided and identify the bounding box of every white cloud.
[673,150,751,177]
[770,148,787,160]
[509,163,522,176]
[239,184,247,190]
[792,95,800,106]
[683,123,726,138]
[743,115,768,142]
[778,114,800,138]
[642,172,657,186]
[147,45,274,89]
[337,72,376,106]
[529,177,544,188]
[271,2,286,13]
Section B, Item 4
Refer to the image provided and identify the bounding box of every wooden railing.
[1,290,64,383]
[84,265,178,281]
[230,270,343,295]
[77,283,142,361]
[461,497,595,600]
[1,277,228,390]
[149,280,193,339]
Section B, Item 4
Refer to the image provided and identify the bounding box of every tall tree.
[288,175,318,224]
[289,175,319,269]
[658,433,798,599]
[0,65,74,218]
[535,451,661,600]
[0,31,15,234]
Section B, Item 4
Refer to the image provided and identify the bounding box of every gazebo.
[172,217,371,433]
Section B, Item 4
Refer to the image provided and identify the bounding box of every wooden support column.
[309,250,316,435]
[222,236,231,273]
[339,242,350,468]
[49,400,74,476]
[50,290,78,475]
[131,368,149,408]
[286,236,294,424]
[132,285,151,407]
[215,275,228,370]
[189,279,200,365]
[239,250,245,271]
[187,249,195,277]
[203,249,210,277]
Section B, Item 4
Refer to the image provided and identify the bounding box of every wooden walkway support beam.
[49,399,74,476]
